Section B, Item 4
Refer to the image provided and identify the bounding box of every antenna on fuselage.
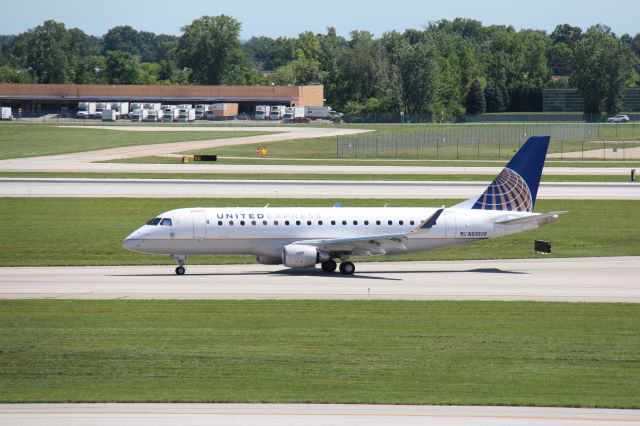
[333,202,342,208]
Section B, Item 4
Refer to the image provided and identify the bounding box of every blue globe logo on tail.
[472,168,532,212]
[460,136,550,213]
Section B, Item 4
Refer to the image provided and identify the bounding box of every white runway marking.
[2,257,639,302]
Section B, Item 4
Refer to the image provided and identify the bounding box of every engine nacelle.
[256,256,282,265]
[282,244,329,268]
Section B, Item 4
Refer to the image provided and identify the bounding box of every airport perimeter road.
[2,403,639,426]
[1,177,639,199]
[2,257,639,302]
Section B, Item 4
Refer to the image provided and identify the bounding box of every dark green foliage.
[466,79,485,114]
[572,25,636,114]
[105,51,141,84]
[176,15,254,85]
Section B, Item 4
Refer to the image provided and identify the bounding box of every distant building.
[543,88,640,112]
[0,84,324,114]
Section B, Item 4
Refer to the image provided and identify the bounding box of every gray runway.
[2,257,639,302]
[1,403,639,426]
[2,177,639,199]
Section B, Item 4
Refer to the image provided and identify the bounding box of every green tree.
[103,26,142,57]
[398,42,438,114]
[11,20,76,83]
[176,15,250,85]
[0,65,34,83]
[466,79,485,114]
[75,55,107,84]
[550,24,583,48]
[572,25,636,114]
[105,51,140,84]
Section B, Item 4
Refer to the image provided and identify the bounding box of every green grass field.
[0,124,273,160]
[1,198,639,267]
[1,300,638,406]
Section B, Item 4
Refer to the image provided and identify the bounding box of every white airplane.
[122,136,560,275]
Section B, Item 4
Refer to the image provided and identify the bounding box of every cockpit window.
[146,218,162,226]
[160,218,173,226]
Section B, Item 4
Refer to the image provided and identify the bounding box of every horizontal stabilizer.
[494,211,567,226]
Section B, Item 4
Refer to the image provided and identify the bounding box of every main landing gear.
[321,259,355,275]
[173,255,186,275]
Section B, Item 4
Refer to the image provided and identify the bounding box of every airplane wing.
[494,211,567,227]
[294,208,445,256]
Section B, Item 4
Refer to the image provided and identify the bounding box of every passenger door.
[192,211,206,239]
[444,211,457,238]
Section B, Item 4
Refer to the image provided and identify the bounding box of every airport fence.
[336,123,640,161]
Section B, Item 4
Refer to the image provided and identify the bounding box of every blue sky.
[2,0,638,38]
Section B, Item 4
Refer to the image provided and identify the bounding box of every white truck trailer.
[76,102,96,119]
[130,109,149,122]
[195,104,211,120]
[143,103,162,112]
[255,105,271,120]
[1,107,13,120]
[162,106,180,122]
[144,109,164,122]
[282,107,305,122]
[94,102,112,119]
[304,106,331,120]
[111,102,129,119]
[177,107,196,122]
[130,102,143,111]
[269,105,287,120]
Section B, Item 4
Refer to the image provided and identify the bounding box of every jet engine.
[282,244,329,268]
[256,256,282,265]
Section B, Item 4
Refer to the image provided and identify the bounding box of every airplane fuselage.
[122,207,538,259]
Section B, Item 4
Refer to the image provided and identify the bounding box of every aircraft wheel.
[321,259,337,273]
[339,261,355,275]
[175,266,186,275]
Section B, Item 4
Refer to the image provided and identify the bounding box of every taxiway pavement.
[1,403,639,426]
[1,177,639,199]
[2,257,639,302]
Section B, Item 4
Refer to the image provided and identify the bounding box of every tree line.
[0,16,638,117]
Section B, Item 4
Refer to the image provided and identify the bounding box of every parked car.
[607,114,630,123]
[292,116,310,123]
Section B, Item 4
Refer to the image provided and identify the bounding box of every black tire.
[175,266,186,275]
[321,259,337,273]
[339,261,355,275]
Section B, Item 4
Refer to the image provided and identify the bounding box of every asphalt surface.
[2,404,639,426]
[2,257,639,302]
[2,177,639,199]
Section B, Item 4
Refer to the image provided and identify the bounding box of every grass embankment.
[0,124,273,160]
[1,300,638,406]
[1,198,638,267]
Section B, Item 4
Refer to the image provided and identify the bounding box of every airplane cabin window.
[252,221,257,226]
[218,221,223,226]
[146,218,162,226]
[318,221,323,225]
[240,221,245,226]
[388,220,393,225]
[296,220,301,226]
[263,220,268,225]
[331,220,336,225]
[353,220,358,225]
[229,221,234,226]
[399,220,404,225]
[285,221,290,226]
[307,220,312,225]
[342,220,347,225]
[274,220,279,225]
[364,220,369,225]
[376,220,381,225]
[410,220,415,225]
[160,218,172,226]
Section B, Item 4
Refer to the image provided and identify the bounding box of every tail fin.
[454,136,550,212]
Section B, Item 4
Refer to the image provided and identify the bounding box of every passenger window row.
[215,220,416,227]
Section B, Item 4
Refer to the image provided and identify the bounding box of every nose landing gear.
[172,255,186,276]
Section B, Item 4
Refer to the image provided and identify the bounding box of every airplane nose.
[122,230,143,252]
